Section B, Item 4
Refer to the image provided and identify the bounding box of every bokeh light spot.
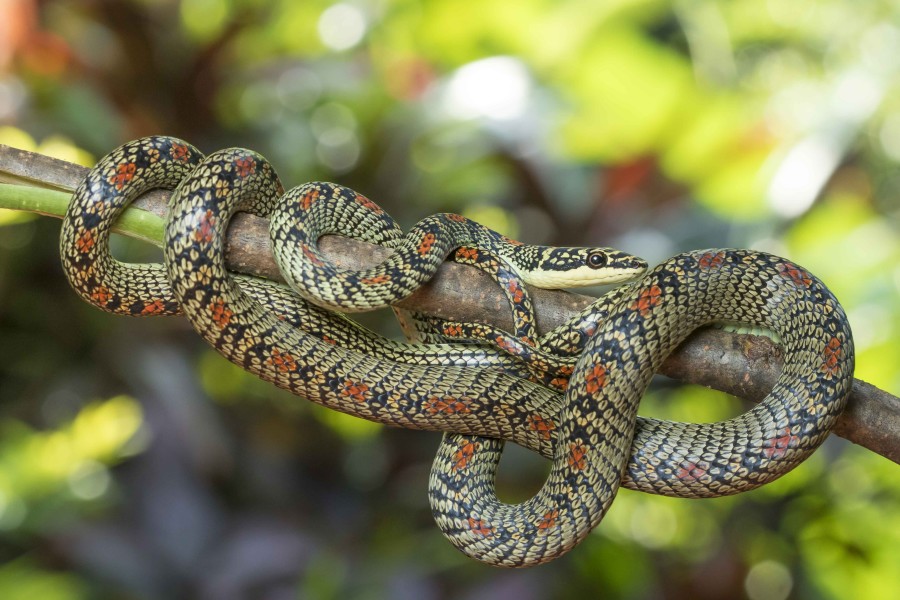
[180,0,230,42]
[879,112,900,161]
[767,136,841,218]
[443,57,531,121]
[318,3,367,51]
[745,560,793,600]
[311,102,360,172]
[629,501,678,549]
[0,497,26,531]
[461,205,518,239]
[0,77,26,121]
[277,67,323,111]
[67,461,110,501]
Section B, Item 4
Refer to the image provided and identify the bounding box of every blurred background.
[1,0,899,598]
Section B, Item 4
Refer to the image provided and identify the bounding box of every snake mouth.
[602,265,648,284]
[588,265,648,286]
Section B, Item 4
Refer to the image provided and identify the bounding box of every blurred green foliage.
[0,397,140,600]
[0,396,142,522]
[1,0,899,598]
[0,558,89,600]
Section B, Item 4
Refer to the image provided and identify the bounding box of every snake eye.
[586,251,607,269]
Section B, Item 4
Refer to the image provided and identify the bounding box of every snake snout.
[615,252,649,274]
[604,250,649,283]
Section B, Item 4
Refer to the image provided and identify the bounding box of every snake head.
[518,247,648,289]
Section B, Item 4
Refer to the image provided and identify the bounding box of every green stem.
[0,183,165,247]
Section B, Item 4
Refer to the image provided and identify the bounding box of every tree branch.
[2,143,898,464]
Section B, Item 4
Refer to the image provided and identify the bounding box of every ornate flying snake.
[60,137,854,566]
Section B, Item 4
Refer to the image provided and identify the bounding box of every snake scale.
[60,137,854,567]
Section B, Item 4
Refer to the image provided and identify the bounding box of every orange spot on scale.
[90,285,112,305]
[763,427,799,459]
[301,244,324,267]
[537,509,559,530]
[299,189,320,210]
[495,336,521,355]
[675,461,708,482]
[266,348,298,373]
[170,143,191,163]
[193,209,215,244]
[567,444,588,471]
[446,213,467,223]
[527,414,556,440]
[455,247,479,262]
[140,299,166,315]
[361,274,390,285]
[778,262,812,288]
[505,279,524,303]
[821,336,843,377]
[629,285,662,317]
[425,397,472,415]
[233,156,257,178]
[584,364,608,394]
[340,380,370,403]
[354,193,384,214]
[417,232,437,256]
[75,229,94,253]
[452,442,475,471]
[209,299,233,329]
[442,324,464,338]
[697,250,726,270]
[468,517,493,537]
[549,377,568,391]
[110,162,136,190]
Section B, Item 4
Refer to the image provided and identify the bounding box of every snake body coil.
[60,137,854,567]
[268,181,644,311]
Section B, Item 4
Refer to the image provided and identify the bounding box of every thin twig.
[1,143,898,464]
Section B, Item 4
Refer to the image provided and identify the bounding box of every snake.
[267,181,644,311]
[59,136,855,567]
